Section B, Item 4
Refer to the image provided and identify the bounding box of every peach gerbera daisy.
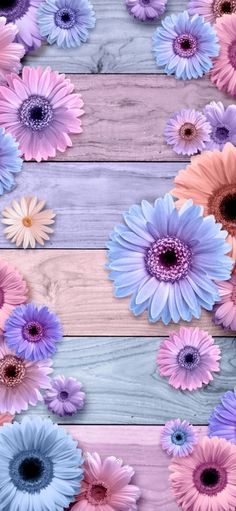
[171,143,236,263]
[2,197,55,249]
[0,413,14,426]
[211,13,236,97]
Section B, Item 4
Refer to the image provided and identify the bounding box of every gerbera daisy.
[157,327,221,390]
[0,128,22,196]
[164,109,211,156]
[38,0,96,49]
[0,413,14,425]
[172,143,236,262]
[152,11,219,79]
[2,196,55,249]
[0,17,24,83]
[0,66,84,162]
[211,14,236,97]
[0,417,84,511]
[170,436,236,511]
[5,303,63,361]
[209,389,236,443]
[0,260,27,330]
[203,101,236,150]
[213,275,236,331]
[70,452,141,510]
[0,339,52,414]
[44,375,85,417]
[188,0,236,23]
[161,419,197,457]
[125,0,167,21]
[0,0,42,52]
[107,194,232,325]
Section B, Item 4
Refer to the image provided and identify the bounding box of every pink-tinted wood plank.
[1,249,230,337]
[65,425,207,511]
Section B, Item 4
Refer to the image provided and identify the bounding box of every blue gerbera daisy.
[152,11,219,79]
[0,128,22,196]
[107,194,233,325]
[0,417,84,511]
[37,0,96,49]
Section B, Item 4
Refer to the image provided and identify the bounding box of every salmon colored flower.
[211,13,236,97]
[0,413,14,425]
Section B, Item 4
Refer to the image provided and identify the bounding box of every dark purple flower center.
[0,355,25,387]
[174,33,197,58]
[171,431,186,445]
[213,0,236,16]
[229,40,236,69]
[212,126,229,143]
[208,185,236,236]
[140,0,151,4]
[0,0,30,22]
[87,481,110,505]
[193,463,227,495]
[59,390,69,401]
[177,346,200,370]
[179,122,197,140]
[10,450,53,493]
[55,7,76,29]
[145,236,192,282]
[23,321,44,343]
[19,95,53,132]
[0,288,4,308]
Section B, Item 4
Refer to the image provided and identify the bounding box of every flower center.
[10,450,53,493]
[55,7,76,29]
[87,481,110,505]
[229,40,236,69]
[179,122,197,141]
[22,216,33,228]
[145,236,192,282]
[0,355,25,387]
[140,0,151,4]
[59,390,69,401]
[0,0,29,22]
[212,126,230,143]
[174,34,197,58]
[193,463,227,496]
[23,321,44,343]
[0,288,5,308]
[19,95,53,132]
[213,0,236,16]
[171,431,186,446]
[177,346,200,370]
[208,185,236,236]
[231,286,236,305]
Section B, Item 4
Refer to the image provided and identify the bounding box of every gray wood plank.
[24,0,186,74]
[18,336,236,425]
[0,162,183,248]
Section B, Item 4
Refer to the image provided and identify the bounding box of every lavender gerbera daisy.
[5,303,63,362]
[38,0,96,49]
[125,0,167,21]
[152,11,219,79]
[161,419,197,457]
[0,0,42,52]
[0,128,22,196]
[44,375,85,417]
[107,194,232,325]
[203,101,236,150]
[188,0,236,24]
[165,109,212,156]
[209,390,236,443]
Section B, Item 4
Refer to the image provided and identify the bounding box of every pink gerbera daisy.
[213,275,236,331]
[0,66,84,162]
[157,327,221,391]
[170,437,236,511]
[0,339,52,414]
[70,452,141,511]
[211,14,236,97]
[0,259,27,329]
[0,17,24,84]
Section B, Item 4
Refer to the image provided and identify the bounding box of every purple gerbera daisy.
[0,0,42,52]
[4,303,63,361]
[209,390,236,443]
[44,375,86,417]
[203,101,236,150]
[125,0,167,21]
[161,419,198,457]
[165,109,212,156]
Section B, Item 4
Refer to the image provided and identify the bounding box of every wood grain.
[24,0,188,74]
[18,336,236,424]
[0,162,183,248]
[2,249,231,336]
[49,75,232,161]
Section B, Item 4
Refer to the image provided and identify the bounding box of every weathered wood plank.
[1,249,231,336]
[18,336,236,424]
[0,162,183,248]
[50,75,232,161]
[24,0,187,74]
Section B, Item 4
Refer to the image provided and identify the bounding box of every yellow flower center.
[22,216,33,228]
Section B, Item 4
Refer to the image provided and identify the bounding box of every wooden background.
[1,1,234,507]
